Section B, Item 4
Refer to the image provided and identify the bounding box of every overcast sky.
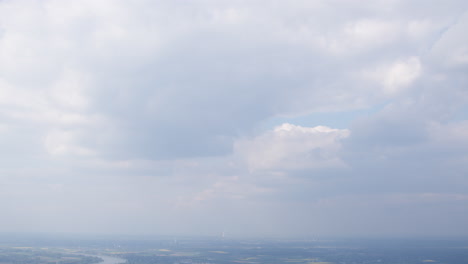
[0,0,467,238]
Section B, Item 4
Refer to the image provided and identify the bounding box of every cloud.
[2,0,461,160]
[428,10,468,69]
[360,56,422,95]
[0,0,467,237]
[235,123,350,172]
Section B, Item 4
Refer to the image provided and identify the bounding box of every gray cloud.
[0,0,467,237]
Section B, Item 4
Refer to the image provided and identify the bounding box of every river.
[83,254,127,264]
[97,255,127,264]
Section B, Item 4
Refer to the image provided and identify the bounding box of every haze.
[0,0,467,238]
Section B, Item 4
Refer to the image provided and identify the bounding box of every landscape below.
[0,235,467,264]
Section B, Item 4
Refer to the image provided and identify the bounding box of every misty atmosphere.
[0,0,468,263]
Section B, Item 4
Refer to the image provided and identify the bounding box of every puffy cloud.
[360,56,422,95]
[235,123,350,171]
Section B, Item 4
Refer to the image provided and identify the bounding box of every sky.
[0,0,468,238]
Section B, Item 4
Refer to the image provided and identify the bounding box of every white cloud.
[360,56,422,96]
[49,69,91,110]
[235,123,350,172]
[382,57,422,94]
[44,129,95,156]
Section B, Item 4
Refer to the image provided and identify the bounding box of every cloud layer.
[0,0,467,237]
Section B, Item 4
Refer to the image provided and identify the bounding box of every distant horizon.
[1,231,468,242]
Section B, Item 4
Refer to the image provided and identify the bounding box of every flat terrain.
[0,235,467,264]
[0,247,101,264]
